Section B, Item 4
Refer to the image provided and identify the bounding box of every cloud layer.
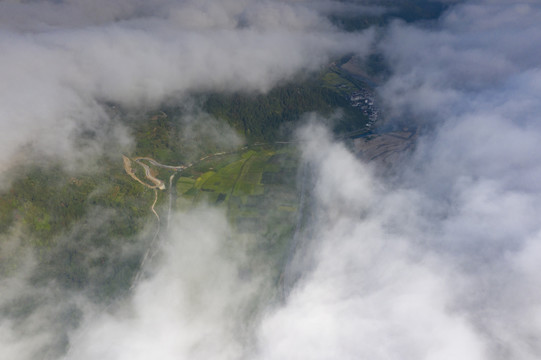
[256,3,541,360]
[3,1,541,360]
[63,208,262,360]
[0,0,374,173]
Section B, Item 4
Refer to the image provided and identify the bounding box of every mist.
[2,1,541,360]
[256,2,541,359]
[63,208,263,360]
[0,0,374,176]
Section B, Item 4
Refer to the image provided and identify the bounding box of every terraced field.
[175,146,300,238]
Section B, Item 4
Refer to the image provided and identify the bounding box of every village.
[349,89,379,129]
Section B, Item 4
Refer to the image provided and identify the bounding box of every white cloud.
[64,208,262,360]
[4,1,541,360]
[256,123,488,360]
[0,0,374,175]
[256,2,541,359]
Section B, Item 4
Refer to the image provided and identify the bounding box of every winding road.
[123,150,238,288]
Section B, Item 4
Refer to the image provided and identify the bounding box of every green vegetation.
[203,77,368,141]
[0,61,377,301]
[321,71,360,95]
[329,0,449,31]
[118,67,373,170]
[0,158,156,300]
[128,112,187,164]
[176,147,297,209]
[0,161,154,239]
[174,145,300,278]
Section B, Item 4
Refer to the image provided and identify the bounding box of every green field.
[321,70,360,95]
[175,146,299,235]
[0,65,373,302]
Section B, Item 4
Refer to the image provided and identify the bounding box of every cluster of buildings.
[349,90,379,129]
